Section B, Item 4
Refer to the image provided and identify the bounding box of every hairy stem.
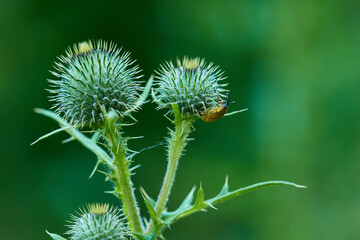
[155,119,194,214]
[146,114,194,235]
[105,111,144,235]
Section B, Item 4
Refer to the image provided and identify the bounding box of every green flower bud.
[153,57,228,118]
[67,203,128,240]
[49,40,142,127]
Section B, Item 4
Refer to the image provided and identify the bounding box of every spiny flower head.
[154,56,228,118]
[67,203,128,240]
[48,40,142,127]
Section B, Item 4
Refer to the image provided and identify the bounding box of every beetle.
[199,93,229,122]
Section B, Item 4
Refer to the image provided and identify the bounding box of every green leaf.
[141,190,164,227]
[164,184,207,223]
[164,179,306,225]
[46,231,67,240]
[162,186,196,223]
[140,187,156,208]
[207,180,307,206]
[177,186,196,212]
[34,108,113,167]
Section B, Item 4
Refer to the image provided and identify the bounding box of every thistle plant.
[33,40,306,240]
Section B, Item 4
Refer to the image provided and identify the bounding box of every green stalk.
[154,118,193,215]
[104,111,144,235]
[146,105,195,235]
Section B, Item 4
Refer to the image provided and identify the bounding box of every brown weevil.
[199,93,229,122]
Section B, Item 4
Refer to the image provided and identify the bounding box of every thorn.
[295,184,307,188]
[140,187,151,199]
[207,202,218,210]
[130,164,141,172]
[224,108,248,117]
[89,161,102,179]
[30,126,72,146]
[96,169,111,179]
[61,136,74,144]
[237,108,248,112]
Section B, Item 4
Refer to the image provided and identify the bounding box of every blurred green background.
[1,0,359,239]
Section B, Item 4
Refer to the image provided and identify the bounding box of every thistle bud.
[154,57,228,118]
[48,40,142,127]
[67,203,128,240]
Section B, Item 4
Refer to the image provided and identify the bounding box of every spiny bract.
[67,203,128,240]
[48,40,142,127]
[154,56,228,117]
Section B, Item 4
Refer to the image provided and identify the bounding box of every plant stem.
[146,115,194,235]
[105,112,144,235]
[155,119,193,214]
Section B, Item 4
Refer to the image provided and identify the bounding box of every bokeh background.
[1,0,359,239]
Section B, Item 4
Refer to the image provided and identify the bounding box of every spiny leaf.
[141,190,164,227]
[207,180,307,206]
[162,186,196,223]
[174,184,207,220]
[165,179,306,225]
[35,108,113,167]
[46,231,67,240]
